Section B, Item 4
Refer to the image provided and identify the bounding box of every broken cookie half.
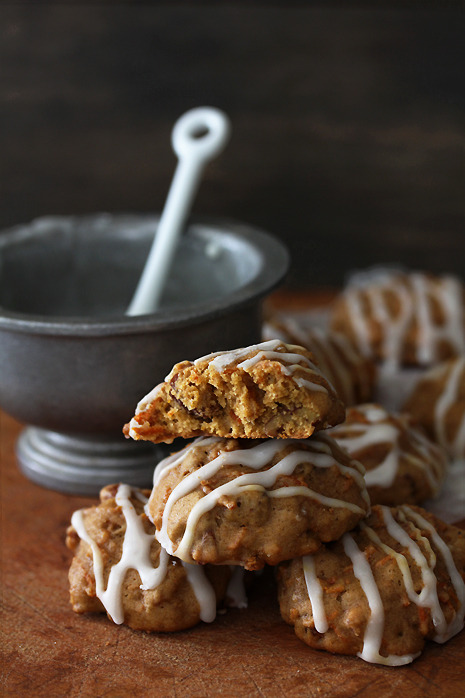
[125,339,345,444]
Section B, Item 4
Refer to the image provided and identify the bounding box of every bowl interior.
[0,215,265,318]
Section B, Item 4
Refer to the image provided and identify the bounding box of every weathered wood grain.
[0,6,464,287]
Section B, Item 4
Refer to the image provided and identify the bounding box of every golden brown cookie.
[329,269,465,369]
[147,434,370,570]
[277,505,465,666]
[263,318,376,405]
[403,356,465,459]
[126,339,345,444]
[329,403,448,506]
[66,484,231,631]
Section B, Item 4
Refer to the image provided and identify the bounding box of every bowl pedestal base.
[17,427,164,496]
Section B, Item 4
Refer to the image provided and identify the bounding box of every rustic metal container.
[0,214,289,494]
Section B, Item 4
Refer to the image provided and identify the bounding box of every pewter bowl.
[0,214,289,494]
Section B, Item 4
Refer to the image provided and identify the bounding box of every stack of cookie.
[127,339,370,570]
[66,338,465,666]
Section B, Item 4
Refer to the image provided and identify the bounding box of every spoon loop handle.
[127,107,231,316]
[172,107,231,163]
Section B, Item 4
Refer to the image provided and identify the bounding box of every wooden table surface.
[2,292,465,698]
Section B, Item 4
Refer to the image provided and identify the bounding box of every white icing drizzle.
[309,433,370,509]
[342,533,419,666]
[401,506,465,642]
[302,555,328,633]
[225,567,248,609]
[412,274,465,365]
[195,339,285,371]
[181,562,217,622]
[194,339,331,395]
[333,421,400,488]
[343,271,465,370]
[154,435,368,560]
[330,404,445,492]
[442,277,465,355]
[149,436,222,496]
[345,287,374,360]
[406,427,448,492]
[71,484,168,624]
[434,357,465,458]
[263,319,374,405]
[412,274,434,365]
[262,320,290,345]
[71,484,217,625]
[129,384,163,438]
[362,508,446,634]
[331,331,374,402]
[305,329,355,403]
[301,504,464,666]
[134,383,162,415]
[369,282,412,373]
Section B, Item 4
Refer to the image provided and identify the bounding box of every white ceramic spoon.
[127,107,231,316]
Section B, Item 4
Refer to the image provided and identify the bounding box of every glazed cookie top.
[403,356,465,459]
[278,505,465,666]
[126,339,345,444]
[66,484,227,629]
[263,318,376,406]
[147,434,370,569]
[329,403,448,506]
[329,269,465,370]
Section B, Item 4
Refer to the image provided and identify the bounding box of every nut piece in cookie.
[263,318,376,406]
[329,403,448,506]
[147,434,370,570]
[125,339,345,444]
[403,356,465,459]
[329,268,465,369]
[66,484,231,631]
[277,505,465,666]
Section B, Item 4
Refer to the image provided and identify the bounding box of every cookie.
[403,356,465,459]
[125,339,345,444]
[263,318,376,405]
[66,484,231,631]
[329,269,465,369]
[277,505,465,666]
[329,403,448,506]
[147,434,370,570]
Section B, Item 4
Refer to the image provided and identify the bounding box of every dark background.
[1,3,464,289]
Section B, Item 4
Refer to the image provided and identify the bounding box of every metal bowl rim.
[0,214,289,337]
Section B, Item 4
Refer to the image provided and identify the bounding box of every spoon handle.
[127,107,231,316]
